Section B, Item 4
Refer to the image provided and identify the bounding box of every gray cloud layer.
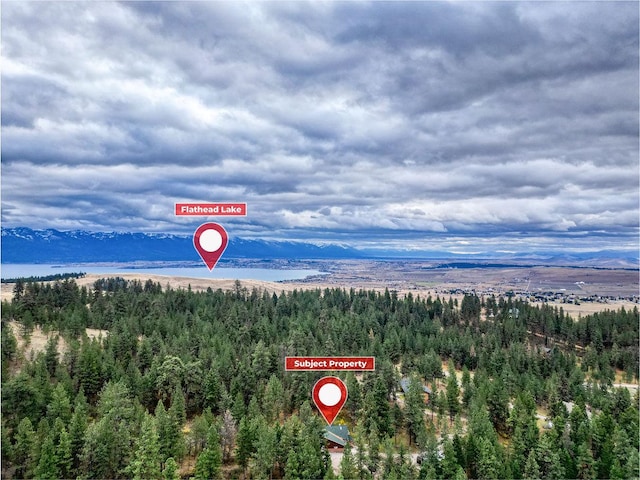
[2,1,638,252]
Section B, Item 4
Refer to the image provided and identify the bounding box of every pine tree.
[453,465,467,480]
[263,374,285,423]
[194,448,222,479]
[56,427,73,479]
[381,438,396,478]
[461,366,474,408]
[80,381,136,479]
[68,409,87,475]
[366,423,381,477]
[44,335,59,377]
[575,441,596,480]
[189,413,210,456]
[441,439,461,480]
[396,443,416,480]
[128,414,162,480]
[487,378,510,434]
[78,339,103,399]
[80,417,117,478]
[46,383,72,424]
[235,416,256,471]
[340,441,358,480]
[2,372,43,426]
[298,427,327,480]
[353,425,369,480]
[194,426,223,480]
[446,372,460,422]
[476,437,500,480]
[137,337,153,373]
[418,460,438,480]
[610,425,637,479]
[251,420,277,479]
[346,372,363,419]
[465,434,482,479]
[203,365,223,414]
[169,386,187,427]
[1,321,17,380]
[0,419,11,464]
[34,434,60,480]
[523,449,541,480]
[12,417,36,478]
[35,417,51,453]
[285,448,302,480]
[609,458,626,480]
[510,392,539,475]
[162,457,180,480]
[231,390,246,421]
[536,433,565,480]
[362,377,392,437]
[452,434,465,471]
[156,399,184,462]
[591,412,614,479]
[405,373,427,446]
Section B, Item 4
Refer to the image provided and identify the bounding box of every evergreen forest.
[1,277,638,479]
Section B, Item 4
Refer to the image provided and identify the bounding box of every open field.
[529,299,636,318]
[6,320,108,374]
[290,260,639,296]
[2,260,637,318]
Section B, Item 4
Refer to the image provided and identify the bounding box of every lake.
[0,264,327,282]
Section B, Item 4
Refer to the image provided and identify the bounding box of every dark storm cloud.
[339,2,637,116]
[1,1,638,252]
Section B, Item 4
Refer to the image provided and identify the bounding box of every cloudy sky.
[2,1,638,253]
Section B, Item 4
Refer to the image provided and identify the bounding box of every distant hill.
[0,227,362,263]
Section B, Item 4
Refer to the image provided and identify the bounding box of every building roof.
[400,377,432,395]
[324,425,350,447]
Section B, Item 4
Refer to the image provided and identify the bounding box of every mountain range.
[1,227,362,263]
[1,227,638,268]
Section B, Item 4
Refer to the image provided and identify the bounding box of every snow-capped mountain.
[2,227,636,267]
[1,227,362,263]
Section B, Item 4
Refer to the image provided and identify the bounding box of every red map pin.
[312,376,348,425]
[193,222,228,270]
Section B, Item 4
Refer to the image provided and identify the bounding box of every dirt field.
[7,320,107,365]
[7,321,68,362]
[529,300,637,318]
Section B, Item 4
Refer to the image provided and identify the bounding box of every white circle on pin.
[199,229,223,252]
[318,383,342,406]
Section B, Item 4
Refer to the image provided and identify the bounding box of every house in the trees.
[400,377,432,403]
[324,425,350,450]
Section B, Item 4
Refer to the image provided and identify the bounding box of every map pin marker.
[193,222,228,271]
[312,376,348,425]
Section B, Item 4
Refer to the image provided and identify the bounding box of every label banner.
[285,356,375,371]
[175,203,247,216]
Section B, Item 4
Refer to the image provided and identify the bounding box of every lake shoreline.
[0,263,327,283]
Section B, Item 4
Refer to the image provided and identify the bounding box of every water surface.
[1,264,325,282]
